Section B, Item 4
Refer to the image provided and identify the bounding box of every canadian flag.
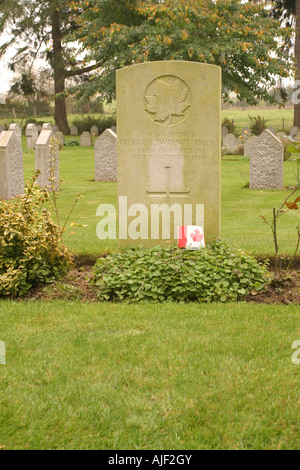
[178,226,205,250]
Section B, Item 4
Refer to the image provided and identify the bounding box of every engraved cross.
[146,166,190,205]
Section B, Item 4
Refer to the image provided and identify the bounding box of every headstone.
[221,126,228,139]
[223,133,238,153]
[0,131,24,199]
[55,131,64,149]
[95,129,117,182]
[244,136,257,156]
[70,125,78,136]
[241,127,251,137]
[80,131,92,147]
[42,123,52,130]
[277,131,287,139]
[52,125,59,134]
[26,123,39,149]
[117,61,221,247]
[35,130,59,190]
[267,126,276,136]
[290,126,299,138]
[294,133,300,143]
[249,129,283,189]
[8,123,22,145]
[91,125,99,136]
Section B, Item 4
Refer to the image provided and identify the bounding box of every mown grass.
[0,301,299,450]
[20,137,300,257]
[221,108,294,135]
[0,112,299,450]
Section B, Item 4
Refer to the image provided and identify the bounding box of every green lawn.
[221,108,294,135]
[0,301,299,450]
[0,128,299,450]
[21,137,300,257]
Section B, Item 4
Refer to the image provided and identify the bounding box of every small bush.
[222,117,236,135]
[249,115,268,136]
[65,139,80,146]
[71,115,116,135]
[92,242,269,303]
[0,178,72,297]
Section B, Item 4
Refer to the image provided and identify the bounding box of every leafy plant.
[249,115,268,135]
[65,139,80,146]
[260,185,300,276]
[0,174,73,297]
[92,241,269,303]
[222,117,236,135]
[71,115,116,135]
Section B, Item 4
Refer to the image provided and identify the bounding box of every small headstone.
[290,126,299,138]
[52,125,59,134]
[80,131,92,147]
[70,125,78,136]
[35,130,59,190]
[42,123,52,130]
[267,126,276,136]
[294,133,300,143]
[241,127,251,137]
[55,131,64,149]
[26,123,39,149]
[91,125,99,136]
[223,133,238,153]
[221,126,228,139]
[95,129,117,182]
[8,123,22,145]
[111,126,117,133]
[249,129,283,189]
[0,130,24,199]
[277,132,287,138]
[244,136,257,156]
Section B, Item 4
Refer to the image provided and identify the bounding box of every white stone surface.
[95,129,117,182]
[223,133,238,152]
[35,130,59,190]
[249,129,283,189]
[0,130,24,199]
[26,123,39,149]
[80,131,92,146]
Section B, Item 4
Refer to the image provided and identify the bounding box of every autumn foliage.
[67,0,293,104]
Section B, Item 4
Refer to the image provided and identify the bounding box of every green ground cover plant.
[93,242,269,303]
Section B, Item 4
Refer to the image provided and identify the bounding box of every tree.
[0,1,104,133]
[9,66,54,117]
[68,0,293,106]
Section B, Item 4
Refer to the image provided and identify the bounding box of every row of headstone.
[0,124,59,199]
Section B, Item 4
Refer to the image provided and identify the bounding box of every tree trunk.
[51,5,70,134]
[294,0,300,127]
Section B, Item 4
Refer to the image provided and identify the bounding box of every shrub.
[249,115,268,136]
[0,177,72,297]
[65,139,80,146]
[92,242,269,303]
[222,117,236,135]
[71,115,116,135]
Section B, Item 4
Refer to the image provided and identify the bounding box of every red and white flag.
[178,226,205,250]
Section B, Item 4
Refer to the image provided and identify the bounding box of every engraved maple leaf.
[145,78,190,125]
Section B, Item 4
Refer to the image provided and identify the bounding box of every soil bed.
[20,255,300,304]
